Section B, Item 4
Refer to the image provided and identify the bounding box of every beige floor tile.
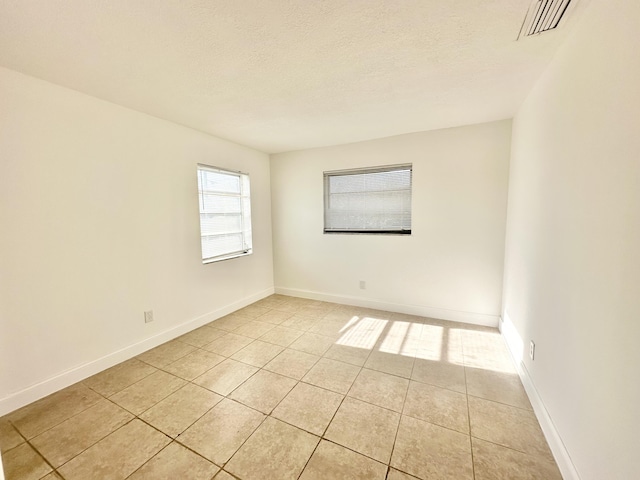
[213,471,236,480]
[322,310,361,323]
[83,358,157,397]
[297,304,336,318]
[236,304,271,319]
[348,368,409,412]
[308,319,352,338]
[462,329,517,373]
[409,323,452,361]
[136,339,196,368]
[365,351,415,378]
[40,472,64,480]
[202,333,254,357]
[389,311,427,322]
[178,325,227,347]
[1,443,52,480]
[2,298,553,480]
[289,332,335,356]
[324,344,371,366]
[162,349,225,380]
[280,314,321,331]
[258,326,304,347]
[255,309,294,325]
[128,442,220,479]
[300,439,387,480]
[140,384,223,437]
[391,415,473,480]
[272,382,343,435]
[31,399,133,467]
[193,358,258,396]
[335,316,388,351]
[225,417,319,480]
[302,358,361,394]
[110,370,186,415]
[273,302,304,314]
[231,340,284,367]
[0,418,24,453]
[229,370,297,414]
[8,383,102,439]
[361,308,395,319]
[264,348,320,380]
[232,320,275,339]
[57,419,170,480]
[374,320,423,358]
[252,294,284,311]
[209,314,252,331]
[472,437,562,480]
[411,358,466,393]
[178,398,265,465]
[468,396,553,460]
[464,348,517,373]
[325,397,400,463]
[465,367,531,409]
[403,380,469,433]
[386,468,421,480]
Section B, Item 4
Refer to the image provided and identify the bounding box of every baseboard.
[500,316,581,480]
[275,287,499,328]
[0,287,274,417]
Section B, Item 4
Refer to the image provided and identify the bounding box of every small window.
[197,164,253,263]
[324,164,412,234]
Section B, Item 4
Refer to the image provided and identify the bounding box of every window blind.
[324,164,412,234]
[197,164,253,263]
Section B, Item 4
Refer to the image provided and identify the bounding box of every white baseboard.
[275,287,499,327]
[500,317,581,480]
[0,287,274,416]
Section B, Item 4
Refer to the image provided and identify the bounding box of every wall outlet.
[144,310,154,323]
[359,280,366,289]
[529,340,535,360]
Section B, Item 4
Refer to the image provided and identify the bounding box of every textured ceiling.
[0,0,585,153]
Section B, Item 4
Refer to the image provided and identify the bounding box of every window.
[197,164,252,263]
[324,164,412,234]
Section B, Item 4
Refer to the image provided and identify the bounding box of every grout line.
[461,334,477,480]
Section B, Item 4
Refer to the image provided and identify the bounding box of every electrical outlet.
[359,280,366,289]
[529,341,535,360]
[144,310,154,323]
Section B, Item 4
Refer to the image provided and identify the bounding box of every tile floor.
[0,295,562,480]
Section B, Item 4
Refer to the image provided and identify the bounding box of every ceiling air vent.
[519,0,574,38]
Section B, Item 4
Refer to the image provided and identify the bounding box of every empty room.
[0,0,637,479]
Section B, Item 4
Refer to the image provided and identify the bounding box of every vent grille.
[521,0,573,37]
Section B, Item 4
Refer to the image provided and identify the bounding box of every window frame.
[323,163,413,235]
[197,163,253,264]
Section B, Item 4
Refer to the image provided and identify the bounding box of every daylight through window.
[197,164,253,263]
[324,164,412,234]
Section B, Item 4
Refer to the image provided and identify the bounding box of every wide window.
[197,164,252,263]
[324,164,412,234]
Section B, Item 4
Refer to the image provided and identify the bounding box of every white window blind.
[197,164,253,263]
[324,164,412,234]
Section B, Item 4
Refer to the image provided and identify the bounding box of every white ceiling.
[0,0,584,153]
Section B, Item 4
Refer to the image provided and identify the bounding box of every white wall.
[502,1,640,478]
[0,67,274,414]
[271,121,511,325]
